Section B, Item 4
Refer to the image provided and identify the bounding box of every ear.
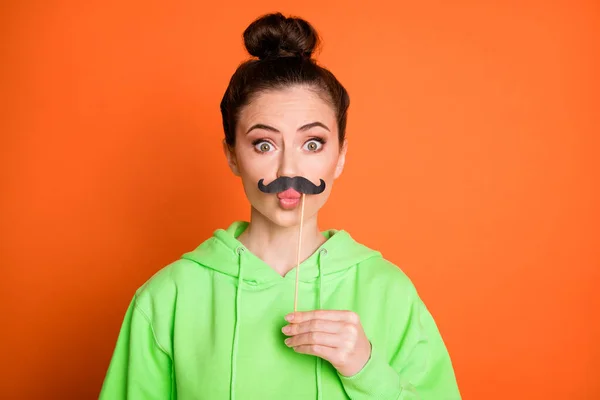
[334,139,348,179]
[222,139,241,176]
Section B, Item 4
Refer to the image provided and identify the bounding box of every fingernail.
[282,325,290,334]
[285,314,294,322]
[285,338,291,346]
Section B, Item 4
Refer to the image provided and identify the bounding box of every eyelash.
[251,137,326,153]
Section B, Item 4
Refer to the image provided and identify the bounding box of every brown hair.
[220,12,350,148]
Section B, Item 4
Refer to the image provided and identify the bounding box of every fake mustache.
[258,176,326,195]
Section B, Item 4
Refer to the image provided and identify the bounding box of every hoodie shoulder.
[337,232,416,293]
[133,258,198,311]
[357,254,418,296]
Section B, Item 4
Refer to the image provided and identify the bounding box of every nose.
[276,145,299,178]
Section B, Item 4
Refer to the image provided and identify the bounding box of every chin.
[261,206,306,228]
[269,210,305,228]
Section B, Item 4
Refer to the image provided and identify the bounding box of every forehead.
[238,85,336,128]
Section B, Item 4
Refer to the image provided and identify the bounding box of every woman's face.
[224,85,347,228]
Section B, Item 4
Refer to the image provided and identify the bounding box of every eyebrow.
[246,121,330,134]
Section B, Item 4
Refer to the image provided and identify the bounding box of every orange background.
[1,1,599,399]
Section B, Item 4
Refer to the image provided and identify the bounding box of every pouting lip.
[277,188,301,199]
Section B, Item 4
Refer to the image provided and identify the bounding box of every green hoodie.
[100,221,460,399]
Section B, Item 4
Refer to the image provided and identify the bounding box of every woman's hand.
[282,310,372,377]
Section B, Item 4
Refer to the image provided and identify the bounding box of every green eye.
[255,141,273,153]
[304,139,323,152]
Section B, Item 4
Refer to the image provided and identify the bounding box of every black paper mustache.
[258,176,326,195]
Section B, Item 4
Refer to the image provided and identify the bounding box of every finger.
[282,319,345,336]
[286,310,360,324]
[292,344,337,361]
[285,332,341,348]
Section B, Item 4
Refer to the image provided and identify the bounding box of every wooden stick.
[294,193,306,313]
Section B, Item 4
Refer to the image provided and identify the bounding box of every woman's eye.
[304,139,324,152]
[254,141,274,153]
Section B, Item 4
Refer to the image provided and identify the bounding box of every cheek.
[236,149,270,179]
[310,153,339,180]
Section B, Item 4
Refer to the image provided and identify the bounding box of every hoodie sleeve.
[339,288,461,400]
[99,296,173,400]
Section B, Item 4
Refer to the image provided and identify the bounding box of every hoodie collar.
[181,220,380,286]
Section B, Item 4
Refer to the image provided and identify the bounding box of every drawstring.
[316,248,326,400]
[231,246,245,400]
[231,246,325,400]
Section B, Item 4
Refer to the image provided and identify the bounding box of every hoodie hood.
[181,220,382,286]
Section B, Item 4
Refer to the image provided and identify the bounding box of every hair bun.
[243,12,319,60]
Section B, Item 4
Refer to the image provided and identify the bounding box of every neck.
[237,205,326,277]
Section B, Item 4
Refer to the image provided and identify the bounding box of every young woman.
[100,12,461,400]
